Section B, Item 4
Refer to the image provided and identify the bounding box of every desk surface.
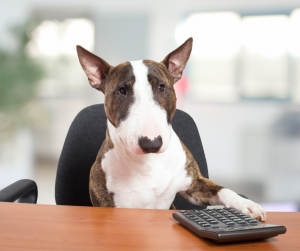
[0,202,299,251]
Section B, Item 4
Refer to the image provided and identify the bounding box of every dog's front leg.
[179,140,266,221]
[178,177,266,221]
[210,187,266,221]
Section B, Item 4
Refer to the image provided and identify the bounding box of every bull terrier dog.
[76,37,266,221]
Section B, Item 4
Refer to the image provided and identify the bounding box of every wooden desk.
[0,202,299,250]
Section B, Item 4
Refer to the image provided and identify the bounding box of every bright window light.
[176,12,241,103]
[240,15,290,99]
[175,12,242,59]
[289,9,300,57]
[290,9,300,104]
[27,18,94,57]
[242,15,289,57]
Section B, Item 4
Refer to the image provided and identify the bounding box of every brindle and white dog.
[76,38,266,221]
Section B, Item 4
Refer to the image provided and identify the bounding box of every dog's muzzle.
[138,136,163,153]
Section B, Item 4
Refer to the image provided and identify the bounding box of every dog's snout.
[138,136,163,153]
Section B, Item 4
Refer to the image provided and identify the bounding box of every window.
[27,18,94,57]
[176,9,300,103]
[26,18,95,96]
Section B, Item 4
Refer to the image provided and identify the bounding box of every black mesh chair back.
[55,104,209,210]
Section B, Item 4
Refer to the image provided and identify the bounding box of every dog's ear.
[76,45,111,93]
[162,37,193,83]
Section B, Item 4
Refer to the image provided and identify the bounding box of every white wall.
[1,0,300,59]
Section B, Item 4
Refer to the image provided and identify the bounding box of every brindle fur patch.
[103,62,135,128]
[143,60,177,124]
[179,140,224,206]
[170,203,176,210]
[89,128,115,207]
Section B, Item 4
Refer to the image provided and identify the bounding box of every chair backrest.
[55,104,208,209]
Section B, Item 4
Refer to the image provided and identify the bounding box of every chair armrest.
[0,179,38,204]
[238,194,249,199]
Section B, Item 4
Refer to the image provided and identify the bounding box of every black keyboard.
[172,207,286,243]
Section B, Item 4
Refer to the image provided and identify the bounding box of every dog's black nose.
[138,136,163,153]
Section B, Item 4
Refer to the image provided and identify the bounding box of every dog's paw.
[230,198,266,221]
[215,188,266,221]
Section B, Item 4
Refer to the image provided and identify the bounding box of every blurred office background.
[0,0,299,211]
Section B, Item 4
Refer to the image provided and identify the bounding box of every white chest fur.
[101,122,192,209]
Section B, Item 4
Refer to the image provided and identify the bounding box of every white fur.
[101,60,266,219]
[103,121,192,209]
[179,188,266,221]
[175,186,266,221]
[211,188,266,221]
[102,60,191,209]
[116,60,172,154]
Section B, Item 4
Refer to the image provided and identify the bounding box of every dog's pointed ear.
[162,37,193,83]
[76,45,111,93]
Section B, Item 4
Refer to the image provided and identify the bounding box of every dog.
[76,37,266,221]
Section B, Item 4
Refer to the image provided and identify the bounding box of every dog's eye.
[159,84,165,92]
[119,87,126,95]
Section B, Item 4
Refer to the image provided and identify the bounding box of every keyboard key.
[199,223,211,227]
[208,221,219,224]
[214,215,222,218]
[225,222,235,225]
[222,213,230,216]
[248,220,258,224]
[221,219,231,223]
[227,209,238,213]
[236,221,247,224]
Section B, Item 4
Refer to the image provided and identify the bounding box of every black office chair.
[0,104,246,208]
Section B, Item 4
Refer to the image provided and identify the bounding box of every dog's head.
[77,38,192,154]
